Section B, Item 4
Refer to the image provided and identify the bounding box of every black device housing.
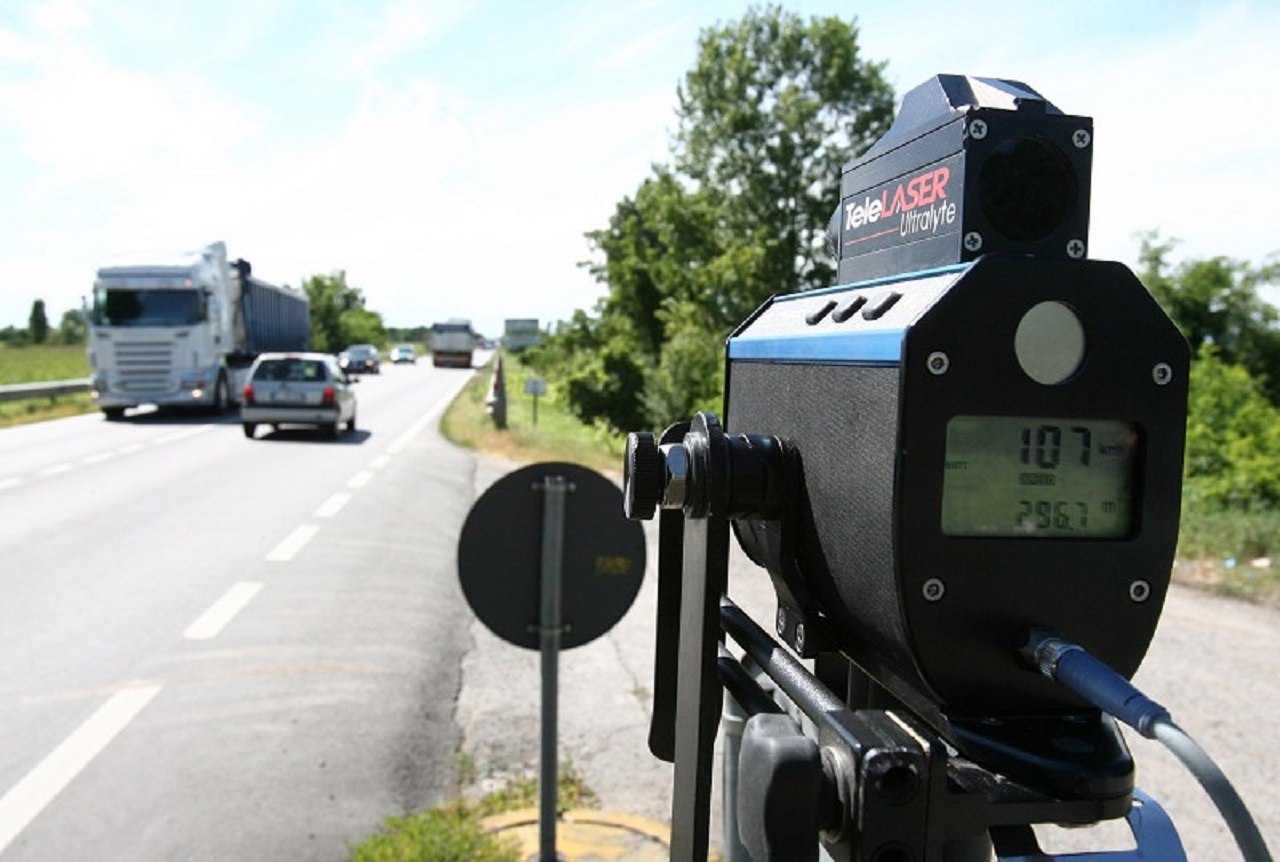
[830,75,1093,283]
[725,255,1188,725]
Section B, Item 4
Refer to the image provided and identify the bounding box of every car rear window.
[254,359,328,382]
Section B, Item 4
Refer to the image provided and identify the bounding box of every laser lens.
[979,137,1076,242]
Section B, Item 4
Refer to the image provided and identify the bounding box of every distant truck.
[87,241,310,420]
[503,318,541,352]
[430,319,474,368]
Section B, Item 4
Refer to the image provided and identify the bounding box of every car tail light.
[243,385,255,404]
[321,386,336,406]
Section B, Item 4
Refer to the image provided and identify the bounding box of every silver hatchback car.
[241,352,357,440]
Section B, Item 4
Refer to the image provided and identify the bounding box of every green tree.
[300,271,385,352]
[673,5,893,303]
[29,300,49,345]
[1139,232,1280,402]
[552,5,894,432]
[57,308,86,345]
[1183,343,1280,509]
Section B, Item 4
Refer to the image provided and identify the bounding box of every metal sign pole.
[537,475,569,861]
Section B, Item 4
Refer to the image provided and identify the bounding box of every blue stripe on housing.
[728,329,904,365]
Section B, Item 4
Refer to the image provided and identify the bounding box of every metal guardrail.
[0,378,92,404]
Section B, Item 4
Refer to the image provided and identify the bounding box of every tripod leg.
[670,514,730,862]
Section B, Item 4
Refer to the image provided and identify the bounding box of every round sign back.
[458,462,646,650]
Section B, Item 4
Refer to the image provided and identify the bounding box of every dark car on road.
[339,344,381,375]
[241,352,357,440]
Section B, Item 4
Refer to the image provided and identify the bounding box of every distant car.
[388,343,417,364]
[241,352,357,440]
[339,344,381,375]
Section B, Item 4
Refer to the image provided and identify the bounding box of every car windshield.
[253,359,327,382]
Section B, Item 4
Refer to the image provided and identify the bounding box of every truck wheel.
[103,407,126,421]
[242,423,257,439]
[212,374,229,414]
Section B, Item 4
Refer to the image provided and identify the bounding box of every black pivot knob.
[624,432,663,520]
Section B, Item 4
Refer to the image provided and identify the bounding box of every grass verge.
[0,393,96,428]
[348,761,597,862]
[441,353,624,476]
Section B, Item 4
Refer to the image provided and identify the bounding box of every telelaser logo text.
[844,166,957,244]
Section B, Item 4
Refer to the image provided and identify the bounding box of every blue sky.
[1,0,1277,339]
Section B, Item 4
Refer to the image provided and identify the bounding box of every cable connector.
[1019,627,1170,738]
[1019,627,1274,861]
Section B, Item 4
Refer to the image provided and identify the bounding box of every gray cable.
[1151,719,1272,862]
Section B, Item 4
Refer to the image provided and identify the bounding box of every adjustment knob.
[624,432,662,520]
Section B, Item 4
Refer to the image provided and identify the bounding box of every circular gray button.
[1015,301,1085,385]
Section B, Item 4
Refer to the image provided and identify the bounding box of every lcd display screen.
[941,416,1138,538]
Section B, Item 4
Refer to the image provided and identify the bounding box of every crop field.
[0,343,91,385]
[0,344,94,427]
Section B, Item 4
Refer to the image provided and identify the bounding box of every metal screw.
[968,119,988,140]
[1152,363,1173,386]
[1067,238,1086,259]
[794,623,806,654]
[776,607,787,636]
[922,578,946,602]
[927,352,950,376]
[963,231,983,252]
[1130,580,1151,603]
[1073,129,1092,149]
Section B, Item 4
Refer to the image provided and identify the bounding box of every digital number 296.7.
[1017,500,1088,531]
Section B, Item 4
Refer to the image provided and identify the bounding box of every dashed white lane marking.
[0,684,162,854]
[266,524,319,562]
[117,444,144,455]
[368,454,392,470]
[347,471,374,489]
[0,478,21,491]
[81,452,113,465]
[314,493,352,518]
[154,426,214,445]
[39,464,72,477]
[183,582,263,640]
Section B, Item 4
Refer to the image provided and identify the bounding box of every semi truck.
[87,241,310,420]
[430,319,475,368]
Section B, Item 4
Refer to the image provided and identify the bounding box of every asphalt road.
[0,360,479,860]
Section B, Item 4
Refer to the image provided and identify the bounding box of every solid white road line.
[314,492,352,518]
[183,582,263,640]
[385,372,474,454]
[0,685,162,853]
[266,524,319,562]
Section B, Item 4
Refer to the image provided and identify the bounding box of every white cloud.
[29,0,91,36]
[347,0,482,78]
